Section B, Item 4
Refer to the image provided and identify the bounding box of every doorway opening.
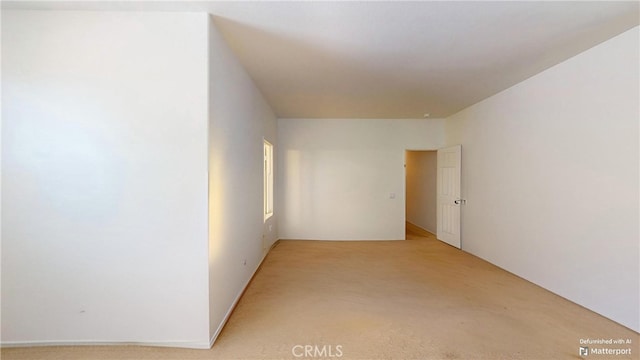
[405,150,437,240]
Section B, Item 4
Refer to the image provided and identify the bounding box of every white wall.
[208,17,278,344]
[278,118,445,240]
[1,11,211,347]
[405,151,437,234]
[446,27,639,331]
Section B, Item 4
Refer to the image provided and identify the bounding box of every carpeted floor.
[2,231,638,359]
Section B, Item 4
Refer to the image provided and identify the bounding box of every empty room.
[1,1,638,359]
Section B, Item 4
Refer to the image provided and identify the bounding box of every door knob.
[454,199,466,205]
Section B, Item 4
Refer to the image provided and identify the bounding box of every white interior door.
[437,145,462,248]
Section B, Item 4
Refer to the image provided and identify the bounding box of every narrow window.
[264,140,273,221]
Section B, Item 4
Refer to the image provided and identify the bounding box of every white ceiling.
[4,1,639,118]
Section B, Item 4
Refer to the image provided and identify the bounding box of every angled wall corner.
[207,16,279,345]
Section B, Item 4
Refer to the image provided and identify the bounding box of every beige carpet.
[2,232,638,359]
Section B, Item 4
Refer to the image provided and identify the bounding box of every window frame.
[263,139,274,221]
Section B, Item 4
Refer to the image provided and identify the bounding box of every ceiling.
[4,1,639,119]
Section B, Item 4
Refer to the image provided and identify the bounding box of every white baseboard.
[279,238,405,241]
[208,240,278,347]
[3,242,281,351]
[0,339,211,349]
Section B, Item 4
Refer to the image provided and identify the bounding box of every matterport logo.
[292,344,343,358]
[579,338,633,357]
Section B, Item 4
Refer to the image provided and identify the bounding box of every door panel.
[437,145,461,248]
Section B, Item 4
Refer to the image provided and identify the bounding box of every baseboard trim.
[406,221,435,237]
[278,238,404,241]
[0,339,211,349]
[209,239,280,348]
[3,241,283,351]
